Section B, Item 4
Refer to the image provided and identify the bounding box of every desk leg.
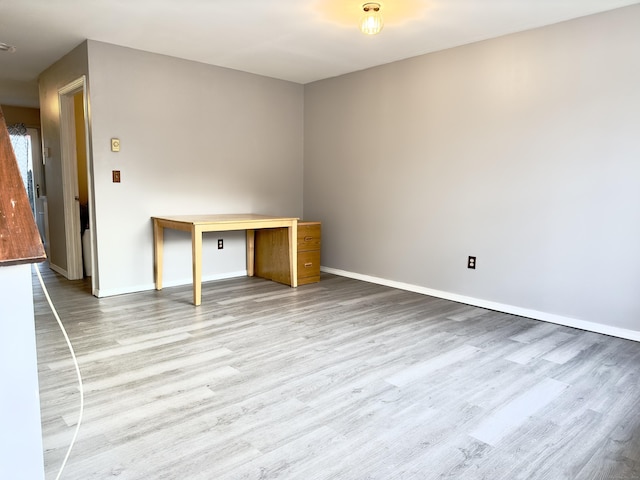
[153,219,164,290]
[289,221,298,287]
[192,225,203,306]
[246,229,255,277]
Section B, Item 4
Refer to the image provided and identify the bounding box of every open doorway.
[58,76,96,294]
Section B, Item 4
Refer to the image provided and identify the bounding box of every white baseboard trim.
[95,270,248,298]
[321,267,640,343]
[47,262,69,279]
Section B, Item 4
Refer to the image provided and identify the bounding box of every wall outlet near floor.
[468,256,476,269]
[218,239,223,249]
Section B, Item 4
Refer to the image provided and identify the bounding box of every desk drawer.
[298,250,320,284]
[298,222,321,251]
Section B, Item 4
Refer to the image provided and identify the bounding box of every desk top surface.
[152,214,299,226]
[0,108,47,266]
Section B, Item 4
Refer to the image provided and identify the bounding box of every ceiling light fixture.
[360,3,383,36]
[0,42,16,53]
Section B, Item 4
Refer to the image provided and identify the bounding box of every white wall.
[85,41,304,296]
[304,5,640,337]
[0,264,45,480]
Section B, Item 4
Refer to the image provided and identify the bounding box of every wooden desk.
[152,214,298,305]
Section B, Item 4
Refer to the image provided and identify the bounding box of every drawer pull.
[304,262,313,268]
[304,236,314,242]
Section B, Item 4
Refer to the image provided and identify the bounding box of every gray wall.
[39,42,89,275]
[304,5,640,335]
[86,41,304,295]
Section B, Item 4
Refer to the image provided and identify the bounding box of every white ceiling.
[1,0,638,107]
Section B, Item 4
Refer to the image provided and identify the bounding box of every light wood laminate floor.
[34,268,640,479]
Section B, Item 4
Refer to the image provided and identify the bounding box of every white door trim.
[58,76,95,293]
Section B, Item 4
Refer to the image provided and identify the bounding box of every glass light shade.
[360,9,383,35]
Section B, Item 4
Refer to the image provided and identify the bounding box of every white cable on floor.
[35,264,84,480]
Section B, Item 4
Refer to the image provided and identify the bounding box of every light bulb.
[360,3,383,35]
